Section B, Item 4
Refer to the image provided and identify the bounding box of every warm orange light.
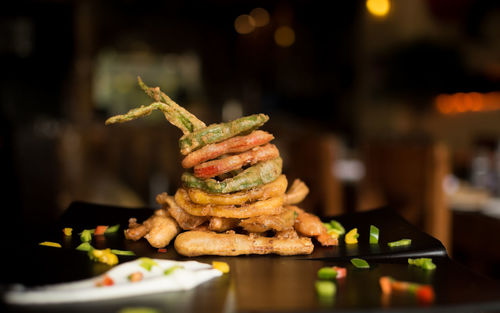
[234,14,256,34]
[250,8,270,27]
[366,0,390,18]
[274,26,295,47]
[435,91,500,115]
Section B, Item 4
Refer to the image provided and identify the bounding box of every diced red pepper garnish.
[96,274,114,287]
[333,266,347,279]
[94,225,109,235]
[416,285,435,305]
[158,248,167,253]
[128,271,143,283]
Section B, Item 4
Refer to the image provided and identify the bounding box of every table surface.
[2,202,500,313]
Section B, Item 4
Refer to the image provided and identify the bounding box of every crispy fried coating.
[208,217,240,232]
[194,144,280,179]
[284,179,309,205]
[292,206,338,246]
[182,130,274,168]
[174,230,314,256]
[187,174,288,205]
[175,188,284,218]
[239,206,295,233]
[124,209,181,248]
[156,192,208,230]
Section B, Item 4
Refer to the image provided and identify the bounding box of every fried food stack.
[108,77,337,256]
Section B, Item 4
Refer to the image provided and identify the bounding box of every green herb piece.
[408,258,436,270]
[388,239,412,248]
[315,280,336,297]
[80,229,93,243]
[351,258,370,269]
[76,242,93,251]
[329,220,345,235]
[317,267,337,280]
[164,265,183,276]
[110,249,135,256]
[369,225,379,244]
[105,224,120,234]
[139,257,158,271]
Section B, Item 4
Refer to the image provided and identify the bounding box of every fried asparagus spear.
[105,77,206,135]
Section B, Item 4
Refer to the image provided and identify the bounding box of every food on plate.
[408,258,436,270]
[39,241,61,248]
[174,230,314,256]
[345,228,359,244]
[369,225,379,244]
[387,239,412,247]
[106,77,337,256]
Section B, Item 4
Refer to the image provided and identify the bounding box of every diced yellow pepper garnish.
[63,228,73,236]
[39,241,61,248]
[212,261,230,273]
[328,229,340,239]
[345,228,359,244]
[92,248,119,266]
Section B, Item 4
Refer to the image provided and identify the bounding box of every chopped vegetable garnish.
[345,228,359,244]
[369,225,379,244]
[96,274,114,287]
[317,267,337,280]
[327,229,340,239]
[139,257,158,271]
[408,258,436,270]
[89,248,118,266]
[212,261,230,273]
[350,258,370,269]
[105,224,120,233]
[388,239,412,247]
[158,248,167,253]
[164,265,183,275]
[80,229,93,243]
[39,241,61,248]
[332,266,347,279]
[76,242,92,251]
[323,223,332,231]
[315,280,336,297]
[94,225,109,235]
[63,228,73,236]
[379,276,435,305]
[110,249,135,256]
[329,220,345,235]
[128,271,144,282]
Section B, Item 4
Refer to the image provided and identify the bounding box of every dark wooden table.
[2,202,500,313]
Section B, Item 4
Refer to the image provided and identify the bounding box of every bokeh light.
[366,0,391,18]
[250,8,270,27]
[234,14,256,35]
[274,26,295,47]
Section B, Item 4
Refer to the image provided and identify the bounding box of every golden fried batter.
[156,192,208,230]
[187,174,288,205]
[239,206,295,233]
[284,179,309,205]
[175,188,284,218]
[292,206,338,246]
[174,230,314,256]
[124,209,181,248]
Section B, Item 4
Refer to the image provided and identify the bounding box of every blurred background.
[1,0,500,279]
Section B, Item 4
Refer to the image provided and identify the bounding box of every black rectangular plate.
[1,202,500,313]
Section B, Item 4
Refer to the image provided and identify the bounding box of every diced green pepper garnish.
[110,249,135,256]
[408,258,436,270]
[369,225,379,244]
[164,265,182,276]
[388,239,412,248]
[317,267,337,280]
[76,242,93,251]
[323,223,332,231]
[351,258,370,269]
[329,220,345,235]
[315,280,336,297]
[139,257,158,271]
[80,229,93,242]
[105,224,120,234]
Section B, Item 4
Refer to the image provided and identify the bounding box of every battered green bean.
[179,114,269,155]
[181,157,282,193]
